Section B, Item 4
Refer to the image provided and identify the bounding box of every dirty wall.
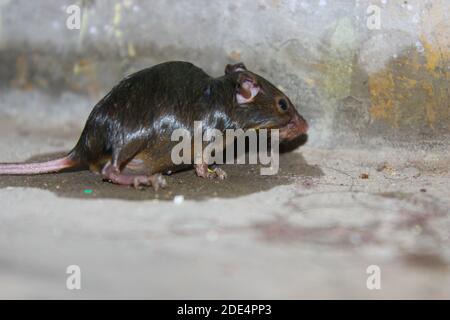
[0,0,449,146]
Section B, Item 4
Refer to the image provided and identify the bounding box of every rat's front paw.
[212,167,227,180]
[195,164,227,180]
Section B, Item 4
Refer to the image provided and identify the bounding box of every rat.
[0,61,308,190]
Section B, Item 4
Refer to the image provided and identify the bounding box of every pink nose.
[280,114,308,141]
[290,114,308,135]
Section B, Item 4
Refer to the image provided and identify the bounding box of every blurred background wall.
[0,0,449,146]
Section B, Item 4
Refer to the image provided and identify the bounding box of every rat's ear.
[236,74,260,104]
[225,62,247,75]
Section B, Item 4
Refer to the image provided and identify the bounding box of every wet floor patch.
[0,151,323,201]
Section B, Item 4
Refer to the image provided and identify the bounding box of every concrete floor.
[0,91,449,299]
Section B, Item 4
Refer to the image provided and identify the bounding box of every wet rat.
[0,61,308,189]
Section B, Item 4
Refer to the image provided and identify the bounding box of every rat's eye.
[278,98,288,111]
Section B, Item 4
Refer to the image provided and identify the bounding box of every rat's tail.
[0,155,79,175]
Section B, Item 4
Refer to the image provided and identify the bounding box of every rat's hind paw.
[147,173,167,191]
[133,174,167,191]
[132,176,151,189]
[102,163,167,190]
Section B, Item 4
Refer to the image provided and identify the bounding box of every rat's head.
[224,63,308,142]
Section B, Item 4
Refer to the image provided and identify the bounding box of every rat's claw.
[102,163,168,190]
[131,174,166,190]
[195,164,227,180]
[132,175,151,189]
[148,173,167,191]
[213,167,227,180]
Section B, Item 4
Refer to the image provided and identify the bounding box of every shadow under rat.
[0,144,323,201]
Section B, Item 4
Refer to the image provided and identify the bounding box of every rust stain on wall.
[72,59,102,99]
[368,38,450,132]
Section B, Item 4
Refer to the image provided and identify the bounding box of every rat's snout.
[279,112,309,141]
[291,113,309,134]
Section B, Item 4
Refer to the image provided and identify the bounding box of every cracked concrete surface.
[0,91,449,299]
